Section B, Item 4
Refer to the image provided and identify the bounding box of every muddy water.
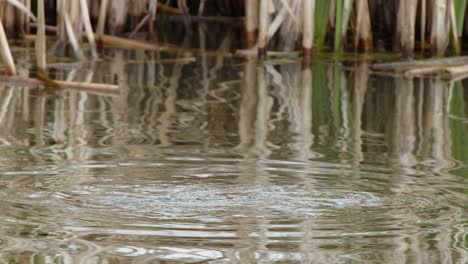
[0,47,466,263]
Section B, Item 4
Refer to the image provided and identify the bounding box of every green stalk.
[454,0,467,37]
[314,1,330,48]
[449,81,467,178]
[334,0,343,52]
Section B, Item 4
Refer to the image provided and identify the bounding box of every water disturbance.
[0,44,466,263]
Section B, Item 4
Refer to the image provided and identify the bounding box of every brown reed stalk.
[421,0,427,51]
[35,0,46,71]
[80,0,97,58]
[108,0,128,35]
[354,0,373,51]
[63,12,85,59]
[258,0,269,57]
[149,0,158,39]
[430,0,450,55]
[96,0,109,42]
[0,20,16,75]
[245,0,259,47]
[449,0,460,54]
[396,0,417,57]
[303,0,316,56]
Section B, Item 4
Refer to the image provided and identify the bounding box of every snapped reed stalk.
[303,0,316,56]
[258,0,269,57]
[0,75,121,95]
[0,20,16,75]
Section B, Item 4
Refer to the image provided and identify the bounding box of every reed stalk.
[430,0,450,55]
[334,0,343,51]
[314,0,330,48]
[63,12,85,59]
[449,0,460,53]
[26,0,31,33]
[35,0,46,70]
[454,0,467,36]
[96,0,109,43]
[0,20,16,75]
[245,0,259,47]
[79,0,97,58]
[148,0,158,39]
[421,0,427,51]
[108,0,127,35]
[0,75,120,94]
[303,0,316,56]
[354,0,372,51]
[341,0,353,46]
[396,0,417,57]
[258,0,269,57]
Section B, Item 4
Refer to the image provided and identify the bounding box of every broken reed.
[1,0,468,75]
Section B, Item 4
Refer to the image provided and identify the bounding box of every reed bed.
[1,0,468,75]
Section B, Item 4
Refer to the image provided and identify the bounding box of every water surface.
[0,45,466,263]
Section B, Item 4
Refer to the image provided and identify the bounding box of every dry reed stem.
[404,64,468,79]
[245,0,259,47]
[35,0,46,71]
[373,56,468,71]
[26,0,31,33]
[303,0,316,56]
[258,0,269,57]
[449,0,460,54]
[396,0,417,57]
[354,0,372,51]
[430,0,449,55]
[96,0,109,41]
[6,0,36,22]
[80,0,97,58]
[0,20,16,75]
[0,75,121,94]
[108,0,127,35]
[63,12,85,59]
[149,0,158,38]
[341,0,353,46]
[129,13,150,38]
[420,0,426,51]
[404,67,442,76]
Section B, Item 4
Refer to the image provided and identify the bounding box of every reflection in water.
[0,47,466,263]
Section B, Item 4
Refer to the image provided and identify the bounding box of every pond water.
[0,44,466,263]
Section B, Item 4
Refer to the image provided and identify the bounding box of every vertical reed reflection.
[350,63,369,162]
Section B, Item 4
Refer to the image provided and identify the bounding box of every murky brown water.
[0,44,466,263]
